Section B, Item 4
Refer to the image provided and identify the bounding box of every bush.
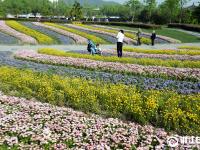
[168,23,200,32]
[0,66,199,135]
[82,21,161,29]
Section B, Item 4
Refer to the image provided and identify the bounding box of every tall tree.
[125,0,142,22]
[193,2,200,23]
[179,0,190,23]
[144,0,157,22]
[70,1,83,20]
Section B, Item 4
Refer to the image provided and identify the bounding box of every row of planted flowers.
[33,22,87,44]
[0,66,199,136]
[66,24,134,44]
[0,92,175,149]
[73,48,200,61]
[14,50,200,81]
[5,21,55,44]
[0,51,199,94]
[38,48,200,68]
[75,24,151,44]
[44,22,109,44]
[123,47,200,56]
[0,20,37,44]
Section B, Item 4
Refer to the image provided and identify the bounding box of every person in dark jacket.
[151,30,156,46]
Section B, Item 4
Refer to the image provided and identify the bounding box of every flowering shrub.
[15,50,200,80]
[0,51,198,94]
[0,20,37,44]
[0,67,199,136]
[6,21,54,44]
[44,22,108,44]
[38,48,200,68]
[123,47,200,56]
[33,22,87,44]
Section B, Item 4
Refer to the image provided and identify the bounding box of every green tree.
[144,0,157,22]
[125,0,142,22]
[70,1,83,20]
[193,2,200,23]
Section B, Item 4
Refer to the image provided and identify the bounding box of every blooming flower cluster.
[0,92,171,149]
[15,50,200,80]
[33,22,87,44]
[0,20,37,44]
[0,51,199,94]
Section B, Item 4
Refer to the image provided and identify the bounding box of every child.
[96,44,102,55]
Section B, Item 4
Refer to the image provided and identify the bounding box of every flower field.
[0,20,200,149]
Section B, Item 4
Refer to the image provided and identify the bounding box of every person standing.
[116,30,124,57]
[136,28,142,46]
[151,30,156,46]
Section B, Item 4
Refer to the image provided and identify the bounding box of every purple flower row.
[15,50,200,80]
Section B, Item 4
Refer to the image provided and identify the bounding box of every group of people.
[87,28,157,58]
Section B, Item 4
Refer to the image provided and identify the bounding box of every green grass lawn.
[107,25,200,43]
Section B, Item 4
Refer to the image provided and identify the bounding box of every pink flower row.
[15,50,200,80]
[32,22,87,44]
[102,49,200,60]
[0,20,37,44]
[0,92,169,149]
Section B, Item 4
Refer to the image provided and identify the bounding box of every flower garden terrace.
[0,20,187,45]
[0,20,200,149]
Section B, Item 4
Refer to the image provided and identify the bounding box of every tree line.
[0,0,199,24]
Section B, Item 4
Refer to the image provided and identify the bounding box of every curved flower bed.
[6,21,54,44]
[0,20,37,44]
[93,25,181,44]
[75,24,152,45]
[38,48,200,68]
[33,22,87,44]
[44,22,108,44]
[0,93,172,149]
[22,22,75,44]
[15,50,200,80]
[96,49,200,61]
[0,31,18,44]
[0,51,198,94]
[123,47,200,56]
[66,24,135,44]
[178,46,200,50]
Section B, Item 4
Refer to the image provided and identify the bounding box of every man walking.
[116,30,124,57]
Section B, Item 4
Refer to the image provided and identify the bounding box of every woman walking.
[116,30,124,57]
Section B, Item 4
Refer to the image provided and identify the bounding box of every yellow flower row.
[123,47,200,56]
[6,21,55,44]
[38,48,200,68]
[0,66,199,135]
[44,22,108,44]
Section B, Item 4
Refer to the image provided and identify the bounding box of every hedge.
[82,21,161,29]
[168,23,200,32]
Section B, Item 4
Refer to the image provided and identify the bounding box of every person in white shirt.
[116,30,124,57]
